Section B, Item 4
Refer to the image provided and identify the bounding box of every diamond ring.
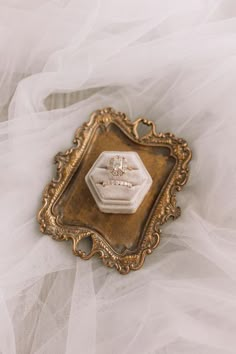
[102,180,132,188]
[107,155,132,177]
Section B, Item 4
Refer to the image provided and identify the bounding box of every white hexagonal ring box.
[85,151,152,214]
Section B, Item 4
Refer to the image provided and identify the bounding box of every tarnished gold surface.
[38,108,192,274]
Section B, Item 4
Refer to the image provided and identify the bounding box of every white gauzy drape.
[0,1,236,353]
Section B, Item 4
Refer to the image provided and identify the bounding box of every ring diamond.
[102,180,132,188]
[107,155,129,176]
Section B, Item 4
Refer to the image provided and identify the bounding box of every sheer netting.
[0,1,236,353]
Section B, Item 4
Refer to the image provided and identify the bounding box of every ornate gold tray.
[38,108,192,274]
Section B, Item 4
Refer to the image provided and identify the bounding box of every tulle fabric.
[0,1,236,353]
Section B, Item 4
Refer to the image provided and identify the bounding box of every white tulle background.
[0,1,236,353]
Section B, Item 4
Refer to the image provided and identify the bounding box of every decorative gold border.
[38,108,192,274]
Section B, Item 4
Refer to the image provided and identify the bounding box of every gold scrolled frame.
[38,108,192,274]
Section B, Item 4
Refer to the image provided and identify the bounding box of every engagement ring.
[107,155,132,176]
